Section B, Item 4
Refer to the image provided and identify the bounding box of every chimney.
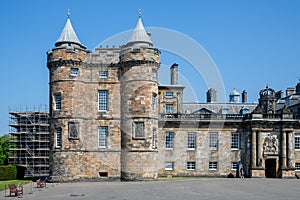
[286,87,296,97]
[170,63,178,85]
[207,88,217,103]
[242,90,247,103]
[275,90,283,100]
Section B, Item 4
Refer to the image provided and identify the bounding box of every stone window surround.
[133,121,145,139]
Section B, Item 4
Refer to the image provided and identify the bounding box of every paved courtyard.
[1,178,300,200]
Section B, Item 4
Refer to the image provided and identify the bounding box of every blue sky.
[1,0,300,135]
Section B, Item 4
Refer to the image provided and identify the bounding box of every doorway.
[265,159,276,178]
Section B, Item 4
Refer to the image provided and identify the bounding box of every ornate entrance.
[265,159,276,178]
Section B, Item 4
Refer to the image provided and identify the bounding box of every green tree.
[0,134,10,165]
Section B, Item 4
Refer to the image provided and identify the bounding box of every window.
[296,163,300,171]
[231,133,240,150]
[231,162,237,170]
[187,132,196,149]
[209,162,218,170]
[220,108,230,114]
[187,162,196,170]
[152,129,157,148]
[295,134,300,150]
[152,94,156,111]
[55,128,62,148]
[165,162,174,171]
[209,132,218,150]
[54,93,61,110]
[70,68,79,76]
[98,90,108,111]
[98,126,108,148]
[152,69,157,78]
[166,104,174,114]
[165,92,174,98]
[165,132,174,149]
[68,122,79,139]
[99,71,108,79]
[134,122,144,138]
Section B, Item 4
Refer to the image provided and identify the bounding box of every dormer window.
[220,108,230,114]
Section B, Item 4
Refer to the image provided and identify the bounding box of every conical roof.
[55,11,85,49]
[127,15,152,47]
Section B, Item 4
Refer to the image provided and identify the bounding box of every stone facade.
[47,14,300,182]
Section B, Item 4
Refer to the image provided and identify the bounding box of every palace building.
[45,12,300,181]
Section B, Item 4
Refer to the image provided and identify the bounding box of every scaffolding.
[8,107,50,177]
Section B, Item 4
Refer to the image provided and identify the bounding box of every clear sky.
[1,0,300,135]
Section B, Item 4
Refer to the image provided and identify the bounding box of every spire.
[55,10,86,49]
[127,10,152,47]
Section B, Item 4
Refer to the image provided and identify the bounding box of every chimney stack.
[207,88,217,103]
[286,87,296,97]
[242,90,247,103]
[170,63,178,85]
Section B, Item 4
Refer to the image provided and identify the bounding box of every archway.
[265,159,276,178]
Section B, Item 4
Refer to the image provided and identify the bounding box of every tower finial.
[67,8,70,18]
[138,9,142,18]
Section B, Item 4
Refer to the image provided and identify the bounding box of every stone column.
[257,131,262,167]
[287,132,294,168]
[252,130,257,168]
[281,131,287,168]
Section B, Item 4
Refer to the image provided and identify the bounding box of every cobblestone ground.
[1,178,300,200]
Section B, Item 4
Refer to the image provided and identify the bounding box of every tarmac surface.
[1,178,300,200]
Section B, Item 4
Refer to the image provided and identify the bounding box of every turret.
[47,11,89,182]
[119,11,160,180]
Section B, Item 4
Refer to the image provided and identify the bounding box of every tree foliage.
[0,134,10,165]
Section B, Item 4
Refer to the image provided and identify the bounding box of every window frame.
[99,71,108,79]
[54,93,62,110]
[70,68,79,76]
[187,162,196,170]
[98,90,109,112]
[209,162,218,170]
[165,92,174,98]
[231,162,237,170]
[165,162,174,171]
[98,126,108,148]
[209,132,218,150]
[152,94,157,111]
[295,163,300,171]
[55,128,62,148]
[295,134,300,151]
[165,104,174,114]
[231,133,240,150]
[165,132,174,149]
[187,132,196,150]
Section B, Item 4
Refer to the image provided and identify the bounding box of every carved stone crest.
[263,134,278,154]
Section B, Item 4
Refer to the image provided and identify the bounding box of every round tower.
[120,13,160,180]
[47,11,88,181]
